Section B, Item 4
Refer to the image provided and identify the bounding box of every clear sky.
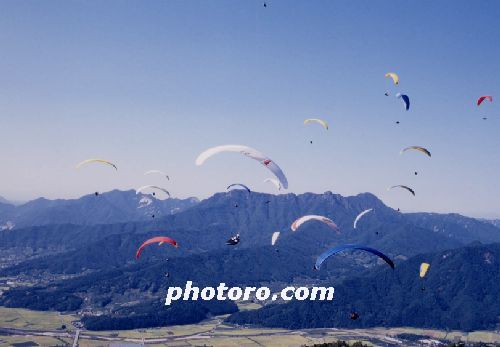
[0,1,499,217]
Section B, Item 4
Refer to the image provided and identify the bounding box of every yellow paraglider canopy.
[385,72,399,85]
[420,262,430,278]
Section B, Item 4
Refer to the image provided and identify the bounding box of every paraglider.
[420,262,430,291]
[315,244,395,270]
[264,178,281,191]
[385,72,399,85]
[400,146,431,158]
[76,159,117,170]
[304,118,329,130]
[353,209,373,229]
[227,183,251,193]
[271,231,280,246]
[396,93,410,111]
[226,233,240,246]
[136,185,171,198]
[196,145,288,189]
[389,185,415,196]
[420,262,430,278]
[291,215,340,233]
[144,170,170,180]
[477,95,493,106]
[136,236,178,259]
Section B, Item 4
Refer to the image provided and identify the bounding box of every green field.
[0,307,498,346]
[0,307,77,331]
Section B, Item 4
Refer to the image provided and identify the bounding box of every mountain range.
[0,189,199,230]
[0,190,499,331]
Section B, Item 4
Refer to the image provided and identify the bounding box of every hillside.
[226,243,500,332]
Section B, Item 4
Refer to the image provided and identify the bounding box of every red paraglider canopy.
[136,236,178,259]
[477,95,493,106]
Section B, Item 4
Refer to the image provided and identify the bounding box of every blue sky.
[0,1,499,217]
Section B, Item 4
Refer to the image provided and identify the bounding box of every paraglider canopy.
[353,209,373,229]
[291,215,340,233]
[395,93,410,111]
[400,146,431,158]
[477,95,493,106]
[264,178,281,191]
[136,236,178,259]
[389,185,415,196]
[136,185,171,198]
[76,159,117,170]
[385,72,399,85]
[144,170,170,180]
[196,145,288,189]
[271,231,280,246]
[420,262,430,278]
[227,183,251,193]
[315,244,395,270]
[304,118,329,130]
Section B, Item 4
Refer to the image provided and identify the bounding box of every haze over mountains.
[0,189,499,331]
[0,189,199,230]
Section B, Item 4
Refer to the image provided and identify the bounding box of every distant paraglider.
[315,244,395,270]
[291,215,340,233]
[144,170,170,180]
[389,185,415,196]
[385,72,399,85]
[401,146,431,158]
[304,118,329,130]
[396,93,410,111]
[136,185,171,198]
[353,209,373,229]
[271,231,280,246]
[76,159,117,171]
[196,145,288,189]
[420,262,430,291]
[136,236,178,259]
[226,233,240,246]
[264,178,281,191]
[477,95,493,106]
[420,262,430,278]
[227,183,251,193]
